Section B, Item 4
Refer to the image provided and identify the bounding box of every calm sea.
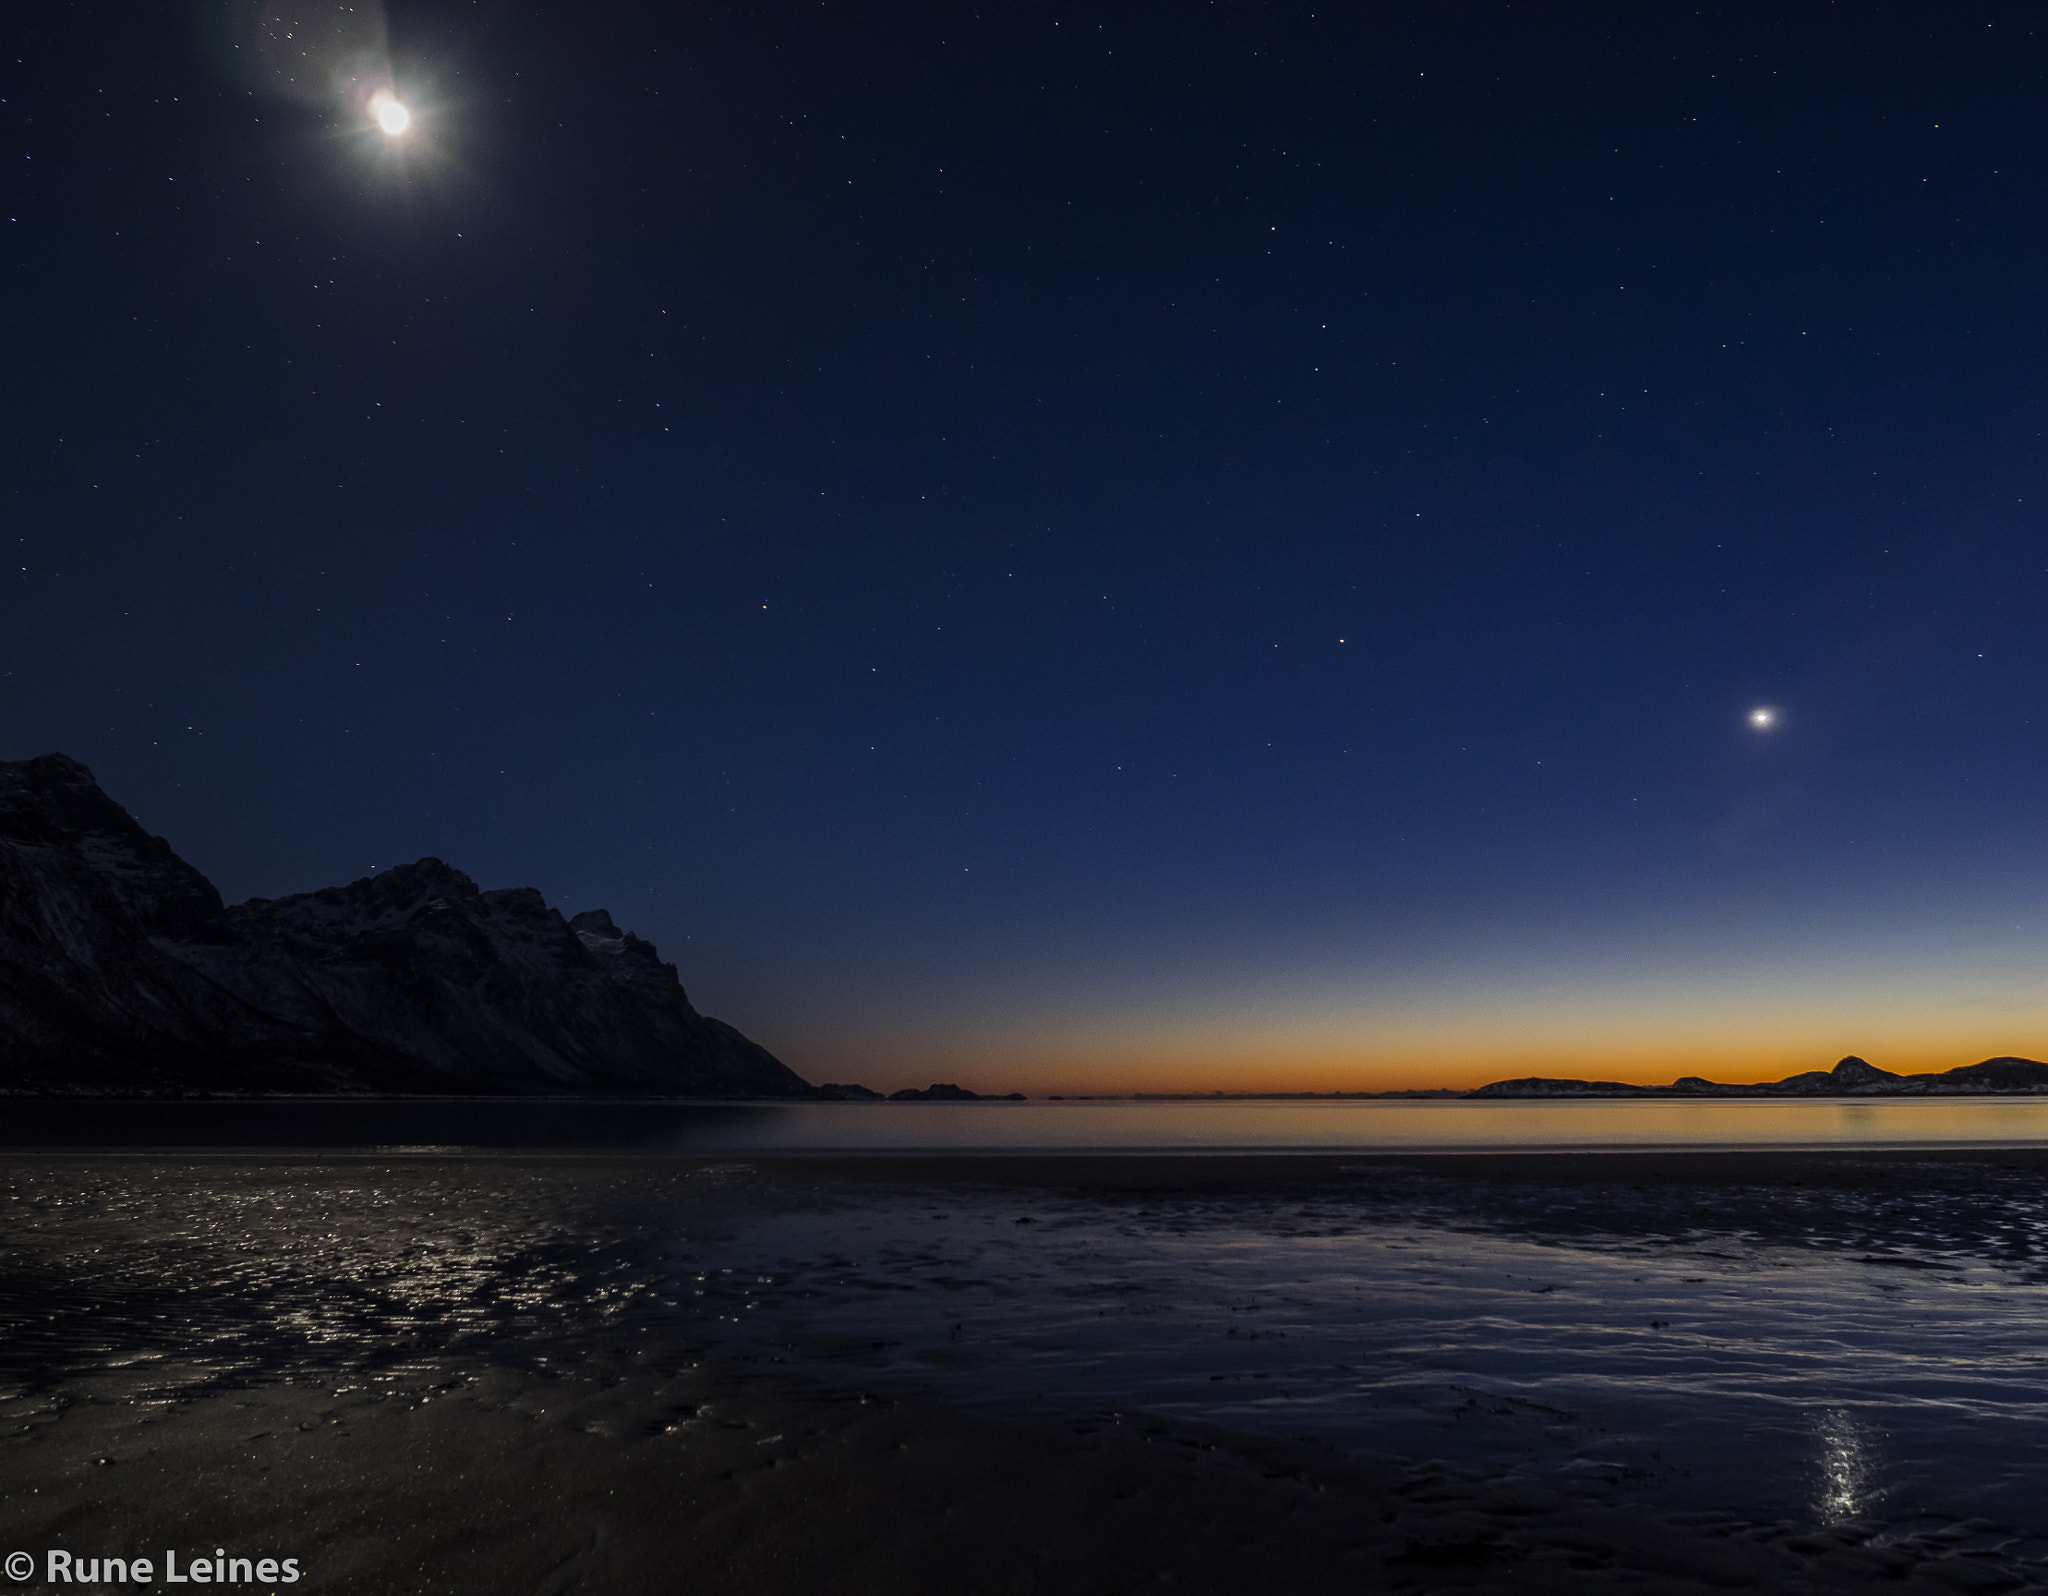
[4,1094,2048,1150]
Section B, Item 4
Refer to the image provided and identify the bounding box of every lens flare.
[369,89,410,135]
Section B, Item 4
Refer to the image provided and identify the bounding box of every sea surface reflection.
[7,1094,2048,1151]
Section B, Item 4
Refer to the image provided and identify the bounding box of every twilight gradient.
[4,3,2047,1094]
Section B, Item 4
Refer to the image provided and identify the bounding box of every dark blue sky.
[7,2,2047,1089]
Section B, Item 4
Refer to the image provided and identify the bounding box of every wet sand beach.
[6,1149,2048,1593]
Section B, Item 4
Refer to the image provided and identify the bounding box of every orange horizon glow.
[777,1038,2048,1099]
[744,917,2048,1098]
[765,988,2048,1097]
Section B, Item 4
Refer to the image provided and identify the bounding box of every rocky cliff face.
[0,753,813,1097]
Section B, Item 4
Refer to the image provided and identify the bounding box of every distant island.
[1134,1061,2048,1098]
[0,753,813,1098]
[1465,1054,2048,1097]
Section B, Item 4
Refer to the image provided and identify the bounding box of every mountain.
[0,752,814,1098]
[1468,1054,2048,1099]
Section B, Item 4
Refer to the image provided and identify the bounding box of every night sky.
[7,2,2048,1092]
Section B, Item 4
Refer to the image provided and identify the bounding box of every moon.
[1748,707,1777,729]
[369,90,410,136]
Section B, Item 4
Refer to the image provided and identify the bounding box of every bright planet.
[1749,707,1778,729]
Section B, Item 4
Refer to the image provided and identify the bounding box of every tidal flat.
[5,1149,2048,1593]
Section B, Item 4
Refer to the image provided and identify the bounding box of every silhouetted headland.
[1469,1054,2048,1097]
[0,752,812,1098]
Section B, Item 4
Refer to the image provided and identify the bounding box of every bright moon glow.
[369,91,410,136]
[1749,707,1777,729]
